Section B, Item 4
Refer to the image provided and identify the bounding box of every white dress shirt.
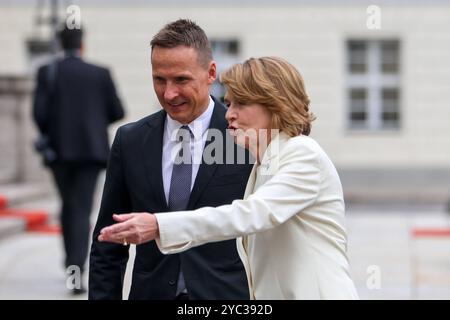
[162,96,214,205]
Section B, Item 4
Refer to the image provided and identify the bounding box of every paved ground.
[0,199,449,300]
[346,205,450,300]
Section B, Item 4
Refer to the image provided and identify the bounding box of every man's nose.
[164,83,179,101]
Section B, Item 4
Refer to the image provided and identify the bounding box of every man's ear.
[207,61,217,85]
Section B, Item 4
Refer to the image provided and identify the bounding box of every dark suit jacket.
[33,55,125,166]
[89,98,253,300]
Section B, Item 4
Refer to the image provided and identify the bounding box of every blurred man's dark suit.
[89,98,252,300]
[33,52,125,276]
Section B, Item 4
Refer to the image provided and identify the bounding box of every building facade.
[1,0,449,203]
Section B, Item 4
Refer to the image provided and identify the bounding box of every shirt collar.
[64,49,82,58]
[166,96,214,142]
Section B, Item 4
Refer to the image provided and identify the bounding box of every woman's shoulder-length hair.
[220,56,315,137]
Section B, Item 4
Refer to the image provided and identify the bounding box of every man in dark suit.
[32,25,125,294]
[89,19,252,300]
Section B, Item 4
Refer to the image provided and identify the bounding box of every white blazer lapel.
[254,132,289,190]
[243,163,258,199]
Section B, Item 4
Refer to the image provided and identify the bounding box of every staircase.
[0,183,60,240]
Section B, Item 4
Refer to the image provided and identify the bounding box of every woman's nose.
[225,106,235,122]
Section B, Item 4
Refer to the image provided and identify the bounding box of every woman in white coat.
[99,56,359,300]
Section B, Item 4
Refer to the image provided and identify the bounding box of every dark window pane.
[26,39,51,55]
[351,88,366,101]
[382,113,399,121]
[348,41,367,73]
[228,40,239,55]
[382,88,399,111]
[211,39,240,101]
[211,80,226,102]
[382,119,400,129]
[382,88,400,128]
[211,39,240,55]
[381,40,399,73]
[349,88,367,126]
[350,88,367,111]
[351,112,367,121]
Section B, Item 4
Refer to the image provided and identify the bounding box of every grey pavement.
[0,231,136,300]
[0,196,449,299]
[346,206,450,300]
[0,182,135,300]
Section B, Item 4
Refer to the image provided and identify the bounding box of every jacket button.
[168,280,176,285]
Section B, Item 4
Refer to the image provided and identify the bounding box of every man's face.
[151,46,216,124]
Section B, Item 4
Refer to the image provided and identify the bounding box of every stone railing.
[0,75,46,183]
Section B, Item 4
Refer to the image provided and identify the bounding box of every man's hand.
[98,213,160,245]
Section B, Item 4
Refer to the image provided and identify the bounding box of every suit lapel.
[142,111,169,211]
[187,100,225,209]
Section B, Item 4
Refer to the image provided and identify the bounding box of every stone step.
[0,183,59,239]
[0,217,25,240]
[0,183,52,207]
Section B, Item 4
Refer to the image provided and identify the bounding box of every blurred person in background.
[32,24,125,295]
[89,19,251,300]
[99,56,359,300]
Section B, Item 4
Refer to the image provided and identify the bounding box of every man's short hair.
[58,25,83,50]
[150,19,213,68]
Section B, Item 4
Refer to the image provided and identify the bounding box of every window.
[26,38,54,73]
[346,40,401,131]
[210,39,240,101]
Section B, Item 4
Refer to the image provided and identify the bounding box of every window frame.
[345,39,401,132]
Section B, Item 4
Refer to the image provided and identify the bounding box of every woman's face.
[224,92,272,152]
